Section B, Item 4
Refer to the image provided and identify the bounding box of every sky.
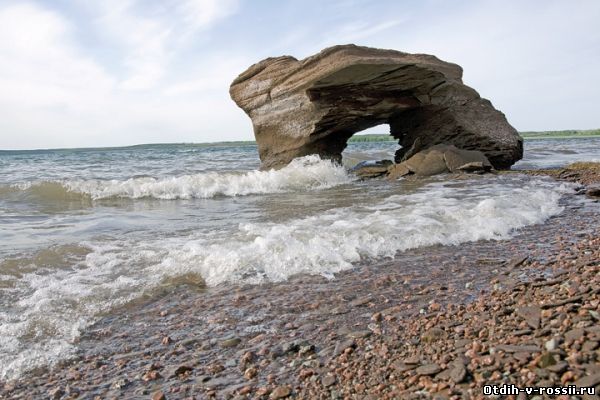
[0,0,599,150]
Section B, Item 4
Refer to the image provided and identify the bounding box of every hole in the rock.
[342,124,400,168]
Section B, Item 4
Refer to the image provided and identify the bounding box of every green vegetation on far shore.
[348,129,600,142]
[3,130,598,153]
[348,134,395,142]
[519,129,600,139]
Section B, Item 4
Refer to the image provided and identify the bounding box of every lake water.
[0,137,598,380]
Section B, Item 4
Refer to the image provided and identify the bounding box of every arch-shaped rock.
[230,44,522,170]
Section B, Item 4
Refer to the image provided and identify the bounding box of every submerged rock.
[230,44,522,170]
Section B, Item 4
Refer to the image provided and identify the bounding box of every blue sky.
[0,0,599,149]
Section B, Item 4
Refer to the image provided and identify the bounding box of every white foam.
[62,155,352,199]
[0,177,567,380]
[0,242,149,380]
[153,179,566,285]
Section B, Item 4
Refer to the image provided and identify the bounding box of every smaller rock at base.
[444,146,492,172]
[414,150,449,176]
[401,144,493,176]
[387,163,411,179]
[352,160,393,178]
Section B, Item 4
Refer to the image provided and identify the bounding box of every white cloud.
[0,1,246,150]
[0,4,99,148]
[0,3,115,103]
[354,0,600,131]
[90,0,239,90]
[178,0,240,31]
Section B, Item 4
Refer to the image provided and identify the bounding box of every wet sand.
[1,168,599,400]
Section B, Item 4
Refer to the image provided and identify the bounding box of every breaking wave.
[3,156,352,201]
[154,179,567,285]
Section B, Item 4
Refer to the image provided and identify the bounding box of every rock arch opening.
[341,124,399,168]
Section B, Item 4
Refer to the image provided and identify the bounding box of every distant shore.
[1,130,599,153]
[348,129,600,142]
[519,129,600,139]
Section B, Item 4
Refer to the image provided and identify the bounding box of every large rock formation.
[230,44,523,170]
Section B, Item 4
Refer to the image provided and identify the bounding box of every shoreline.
[1,168,599,399]
[1,131,599,154]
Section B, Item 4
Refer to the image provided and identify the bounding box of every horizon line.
[1,129,599,152]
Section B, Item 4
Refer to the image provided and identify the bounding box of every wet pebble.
[270,385,291,398]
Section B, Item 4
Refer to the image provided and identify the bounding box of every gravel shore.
[1,167,599,400]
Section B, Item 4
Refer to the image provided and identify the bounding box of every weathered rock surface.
[388,144,493,177]
[230,44,522,170]
[352,144,492,179]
